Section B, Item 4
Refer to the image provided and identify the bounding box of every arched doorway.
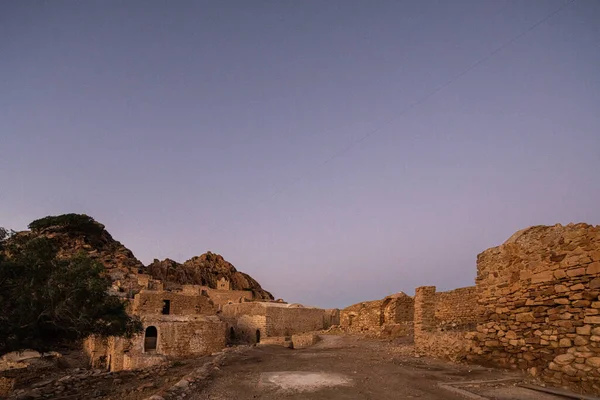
[229,327,236,342]
[256,329,261,343]
[144,326,158,353]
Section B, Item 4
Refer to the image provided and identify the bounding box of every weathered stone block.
[584,316,600,324]
[555,285,570,293]
[587,262,600,275]
[554,353,575,365]
[516,312,535,322]
[586,357,600,368]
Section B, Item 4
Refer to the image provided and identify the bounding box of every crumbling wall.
[471,223,600,394]
[85,317,226,371]
[414,286,477,361]
[181,285,254,307]
[324,309,341,328]
[84,335,109,369]
[340,300,383,332]
[340,293,414,337]
[206,288,254,307]
[383,294,414,324]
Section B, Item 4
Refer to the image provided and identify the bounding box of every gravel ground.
[189,335,563,400]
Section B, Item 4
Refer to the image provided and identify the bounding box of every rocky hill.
[3,214,144,293]
[146,252,274,300]
[2,214,273,299]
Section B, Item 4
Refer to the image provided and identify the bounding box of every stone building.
[222,302,337,344]
[86,275,337,370]
[85,279,228,371]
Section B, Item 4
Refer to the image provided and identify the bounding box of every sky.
[1,1,599,308]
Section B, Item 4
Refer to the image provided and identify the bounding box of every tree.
[0,235,142,355]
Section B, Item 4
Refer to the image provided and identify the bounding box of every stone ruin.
[412,223,600,394]
[84,274,340,372]
[331,223,600,395]
[69,222,600,395]
[340,292,414,337]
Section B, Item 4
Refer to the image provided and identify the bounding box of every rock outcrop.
[3,214,144,292]
[2,214,273,300]
[146,252,274,300]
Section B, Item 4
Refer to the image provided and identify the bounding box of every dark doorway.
[162,300,171,315]
[229,327,235,341]
[256,329,261,343]
[144,326,158,352]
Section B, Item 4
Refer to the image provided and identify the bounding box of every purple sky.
[1,1,599,308]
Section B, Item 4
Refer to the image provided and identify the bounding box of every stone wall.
[470,223,600,394]
[132,290,216,316]
[206,288,254,307]
[265,306,326,336]
[340,300,383,332]
[435,286,478,330]
[414,286,477,361]
[324,308,341,328]
[84,316,226,371]
[222,302,329,344]
[340,293,414,336]
[181,284,255,307]
[291,333,320,348]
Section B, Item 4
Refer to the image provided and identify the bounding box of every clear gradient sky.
[1,1,599,308]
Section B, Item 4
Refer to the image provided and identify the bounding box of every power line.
[205,0,576,237]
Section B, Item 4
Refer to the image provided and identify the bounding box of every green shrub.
[27,214,104,235]
[0,236,142,355]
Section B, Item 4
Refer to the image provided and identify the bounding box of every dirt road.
[190,335,564,400]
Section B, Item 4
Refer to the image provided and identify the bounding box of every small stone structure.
[216,276,231,290]
[180,284,254,308]
[222,302,335,344]
[85,287,226,372]
[340,292,414,336]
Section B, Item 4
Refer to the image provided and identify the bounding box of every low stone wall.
[470,223,600,394]
[259,336,292,347]
[292,333,320,348]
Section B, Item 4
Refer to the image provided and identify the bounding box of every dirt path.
[189,335,563,400]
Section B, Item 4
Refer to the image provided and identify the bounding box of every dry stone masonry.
[340,292,414,337]
[414,285,478,361]
[470,223,600,394]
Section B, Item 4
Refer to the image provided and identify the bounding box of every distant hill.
[146,252,274,300]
